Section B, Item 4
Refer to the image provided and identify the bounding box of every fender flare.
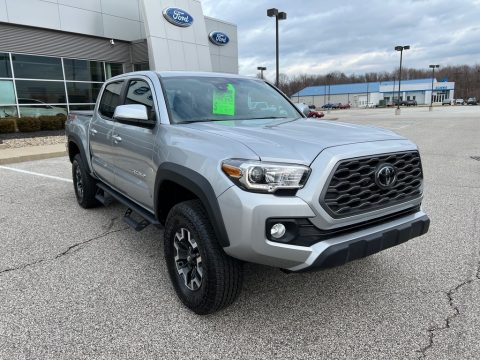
[67,134,89,166]
[154,163,230,248]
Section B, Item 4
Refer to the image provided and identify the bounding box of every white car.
[455,99,465,105]
[18,99,67,117]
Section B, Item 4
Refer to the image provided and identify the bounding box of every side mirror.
[113,104,155,127]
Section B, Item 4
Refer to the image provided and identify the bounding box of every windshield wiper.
[176,116,291,124]
[232,116,288,120]
[176,119,231,124]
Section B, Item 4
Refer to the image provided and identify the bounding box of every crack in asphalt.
[418,208,480,359]
[417,258,480,359]
[0,217,129,277]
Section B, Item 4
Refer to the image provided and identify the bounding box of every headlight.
[221,159,311,193]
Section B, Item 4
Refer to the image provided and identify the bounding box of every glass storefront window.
[69,104,95,111]
[15,80,67,104]
[0,53,11,78]
[0,80,16,104]
[64,59,105,82]
[106,63,124,79]
[1,106,17,118]
[134,63,150,71]
[19,104,67,118]
[12,54,63,80]
[66,82,102,104]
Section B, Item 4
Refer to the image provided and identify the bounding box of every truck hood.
[183,118,405,165]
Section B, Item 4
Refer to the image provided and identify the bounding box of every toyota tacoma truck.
[66,71,430,314]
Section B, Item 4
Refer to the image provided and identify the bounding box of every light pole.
[267,8,287,87]
[395,45,410,114]
[429,64,440,111]
[392,75,396,105]
[326,74,332,112]
[257,66,266,79]
[366,80,370,108]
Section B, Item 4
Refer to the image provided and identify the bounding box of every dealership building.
[0,0,238,118]
[292,78,456,108]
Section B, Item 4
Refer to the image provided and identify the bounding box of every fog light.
[270,223,286,239]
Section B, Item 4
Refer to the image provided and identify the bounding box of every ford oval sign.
[209,31,230,46]
[162,7,193,27]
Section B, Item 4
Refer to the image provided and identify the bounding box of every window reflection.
[99,81,124,118]
[19,104,67,117]
[0,53,11,78]
[0,80,16,104]
[64,59,105,82]
[16,80,67,104]
[0,106,17,118]
[12,54,63,80]
[125,80,154,115]
[67,82,102,104]
[106,63,124,79]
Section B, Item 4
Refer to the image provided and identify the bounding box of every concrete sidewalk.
[0,143,66,165]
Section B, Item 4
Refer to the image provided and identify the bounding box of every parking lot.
[0,106,479,359]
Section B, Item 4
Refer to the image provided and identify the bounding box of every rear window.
[99,81,124,118]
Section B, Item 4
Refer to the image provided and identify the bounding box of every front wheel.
[164,200,243,314]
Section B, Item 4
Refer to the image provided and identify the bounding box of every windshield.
[160,76,301,124]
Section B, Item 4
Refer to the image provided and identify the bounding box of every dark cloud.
[202,0,480,78]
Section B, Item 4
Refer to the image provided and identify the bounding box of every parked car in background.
[321,103,338,109]
[308,104,316,109]
[307,110,324,118]
[18,99,67,117]
[339,103,351,109]
[442,99,453,105]
[467,97,478,105]
[406,99,417,106]
[455,99,465,105]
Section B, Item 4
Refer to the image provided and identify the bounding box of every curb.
[0,150,66,165]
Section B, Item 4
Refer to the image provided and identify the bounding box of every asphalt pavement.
[0,106,479,359]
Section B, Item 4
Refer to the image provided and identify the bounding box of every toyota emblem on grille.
[375,164,397,189]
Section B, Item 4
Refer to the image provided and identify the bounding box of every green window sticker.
[213,83,236,116]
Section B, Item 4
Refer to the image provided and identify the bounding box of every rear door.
[90,80,124,185]
[111,77,157,210]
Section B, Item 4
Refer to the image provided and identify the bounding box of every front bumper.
[289,213,430,272]
[218,185,430,271]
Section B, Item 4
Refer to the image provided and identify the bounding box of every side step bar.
[96,182,161,231]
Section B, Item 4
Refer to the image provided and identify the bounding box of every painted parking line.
[0,165,72,183]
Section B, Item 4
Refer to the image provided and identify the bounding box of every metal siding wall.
[131,40,148,64]
[0,23,131,63]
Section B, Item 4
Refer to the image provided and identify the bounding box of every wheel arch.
[154,163,230,248]
[67,134,89,165]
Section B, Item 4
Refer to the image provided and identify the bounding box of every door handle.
[90,128,98,135]
[112,134,122,143]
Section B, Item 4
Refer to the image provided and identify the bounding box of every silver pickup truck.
[66,71,430,314]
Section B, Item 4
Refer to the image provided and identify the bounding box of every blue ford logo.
[162,7,194,27]
[209,31,230,46]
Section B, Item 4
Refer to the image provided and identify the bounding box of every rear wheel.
[72,154,99,208]
[164,200,243,314]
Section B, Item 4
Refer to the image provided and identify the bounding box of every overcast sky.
[201,0,480,79]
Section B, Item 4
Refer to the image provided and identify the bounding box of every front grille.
[321,151,423,218]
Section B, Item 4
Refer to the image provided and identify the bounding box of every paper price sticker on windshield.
[213,84,236,116]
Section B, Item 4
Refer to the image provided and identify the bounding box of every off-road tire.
[72,154,99,208]
[164,200,243,314]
